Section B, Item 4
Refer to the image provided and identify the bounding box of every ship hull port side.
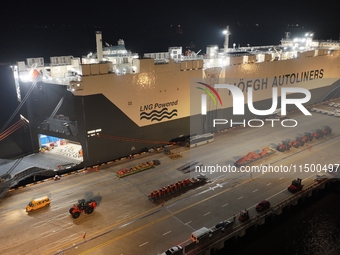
[19,80,192,167]
[19,77,340,167]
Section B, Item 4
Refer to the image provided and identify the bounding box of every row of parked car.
[310,107,340,117]
[328,102,340,108]
[160,200,271,254]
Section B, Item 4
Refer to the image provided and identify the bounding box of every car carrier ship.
[6,27,340,169]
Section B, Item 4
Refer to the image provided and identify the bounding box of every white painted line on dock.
[185,221,192,225]
[266,188,287,200]
[203,212,211,216]
[267,183,271,186]
[222,203,228,207]
[238,196,243,200]
[279,177,284,180]
[321,157,325,159]
[163,231,171,236]
[252,189,258,193]
[139,242,148,247]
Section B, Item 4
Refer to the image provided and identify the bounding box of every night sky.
[0,0,339,63]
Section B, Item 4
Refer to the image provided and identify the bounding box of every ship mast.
[223,26,231,53]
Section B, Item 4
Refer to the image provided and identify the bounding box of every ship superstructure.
[10,28,340,166]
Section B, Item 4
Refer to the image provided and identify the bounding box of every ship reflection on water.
[218,186,340,255]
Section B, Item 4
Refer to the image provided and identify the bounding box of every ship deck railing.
[41,76,79,86]
[172,55,204,63]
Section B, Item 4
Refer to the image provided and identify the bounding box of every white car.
[161,245,182,255]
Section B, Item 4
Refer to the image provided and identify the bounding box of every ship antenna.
[285,32,290,40]
[223,26,231,53]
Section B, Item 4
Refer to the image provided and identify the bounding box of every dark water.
[218,183,340,255]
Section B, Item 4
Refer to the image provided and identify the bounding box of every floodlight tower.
[223,26,231,53]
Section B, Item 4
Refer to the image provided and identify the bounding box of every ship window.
[123,57,128,63]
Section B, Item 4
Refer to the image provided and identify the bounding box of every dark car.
[255,200,270,212]
[215,220,232,229]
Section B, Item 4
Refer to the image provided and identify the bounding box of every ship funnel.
[96,31,103,62]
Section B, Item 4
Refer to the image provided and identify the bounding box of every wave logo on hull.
[140,108,178,122]
[196,82,223,107]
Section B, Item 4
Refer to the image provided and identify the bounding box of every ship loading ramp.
[0,142,83,200]
[0,109,83,200]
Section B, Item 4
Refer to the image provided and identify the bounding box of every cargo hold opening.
[38,134,83,169]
